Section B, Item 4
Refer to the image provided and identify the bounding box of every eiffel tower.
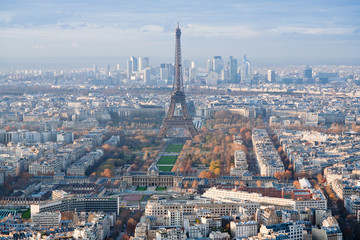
[158,23,199,139]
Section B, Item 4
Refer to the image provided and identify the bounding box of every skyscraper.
[131,56,138,72]
[303,66,312,79]
[267,70,276,82]
[92,64,98,78]
[143,57,149,69]
[240,55,251,84]
[138,57,144,71]
[138,57,149,71]
[207,59,213,73]
[213,56,223,74]
[92,64,97,72]
[189,61,196,83]
[127,60,133,79]
[106,64,111,76]
[143,67,151,85]
[221,68,230,82]
[229,56,238,83]
[160,67,169,81]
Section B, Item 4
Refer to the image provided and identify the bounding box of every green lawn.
[156,186,167,191]
[21,209,30,219]
[165,144,183,153]
[157,165,174,172]
[136,186,147,191]
[157,155,177,165]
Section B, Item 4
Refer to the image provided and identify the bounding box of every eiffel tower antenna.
[158,23,199,139]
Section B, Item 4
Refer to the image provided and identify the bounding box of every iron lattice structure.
[158,23,199,139]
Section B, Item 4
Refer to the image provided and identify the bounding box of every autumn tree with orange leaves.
[101,168,112,178]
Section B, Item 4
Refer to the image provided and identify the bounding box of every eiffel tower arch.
[158,23,199,139]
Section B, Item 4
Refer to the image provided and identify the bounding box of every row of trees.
[187,112,265,178]
[270,133,294,181]
[115,209,143,240]
[0,172,33,197]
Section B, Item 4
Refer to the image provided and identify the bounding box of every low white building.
[32,212,61,228]
[260,222,304,240]
[155,228,186,240]
[209,231,230,240]
[230,220,258,239]
[345,195,360,221]
[203,187,327,211]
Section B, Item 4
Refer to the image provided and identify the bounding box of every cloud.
[272,26,355,35]
[60,23,75,30]
[183,24,261,38]
[0,0,359,63]
[140,25,164,33]
[0,11,17,23]
[33,44,45,49]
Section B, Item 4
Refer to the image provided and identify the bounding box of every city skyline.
[0,0,359,66]
[1,1,360,239]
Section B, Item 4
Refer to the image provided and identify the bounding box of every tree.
[205,171,216,179]
[293,180,301,189]
[126,218,137,234]
[130,164,139,171]
[225,135,233,143]
[317,173,323,183]
[185,160,192,173]
[122,145,130,153]
[256,180,262,187]
[233,144,248,155]
[199,170,215,179]
[288,164,293,171]
[200,127,209,135]
[121,234,130,240]
[284,170,292,180]
[101,168,112,178]
[274,172,281,180]
[199,171,207,178]
[213,146,221,153]
[229,128,238,135]
[61,211,74,221]
[214,110,231,119]
[193,135,202,143]
[329,193,336,199]
[192,180,198,188]
[102,143,115,152]
[143,151,149,160]
[5,126,14,131]
[244,131,252,142]
[240,127,250,136]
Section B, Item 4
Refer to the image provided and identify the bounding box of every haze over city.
[1,1,360,240]
[1,0,360,68]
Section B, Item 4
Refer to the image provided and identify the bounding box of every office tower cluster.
[183,60,197,84]
[126,56,191,86]
[206,55,251,85]
[127,56,153,84]
[122,53,256,87]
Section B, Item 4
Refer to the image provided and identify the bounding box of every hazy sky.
[0,0,359,65]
